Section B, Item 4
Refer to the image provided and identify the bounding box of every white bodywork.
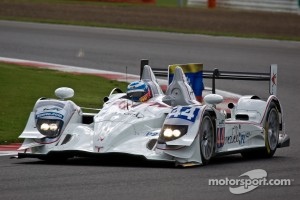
[18,65,289,166]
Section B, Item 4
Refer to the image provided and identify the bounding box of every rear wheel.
[199,112,215,165]
[264,103,280,157]
[241,102,279,159]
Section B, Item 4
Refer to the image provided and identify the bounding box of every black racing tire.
[241,102,279,159]
[263,102,280,157]
[199,112,215,165]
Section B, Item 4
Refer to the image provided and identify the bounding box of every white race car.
[17,61,290,166]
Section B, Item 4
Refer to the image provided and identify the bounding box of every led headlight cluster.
[163,128,181,138]
[36,119,63,138]
[40,123,58,131]
[159,125,188,142]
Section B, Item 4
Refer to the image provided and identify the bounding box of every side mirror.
[55,87,74,100]
[204,94,223,105]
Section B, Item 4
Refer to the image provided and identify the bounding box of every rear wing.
[140,59,278,96]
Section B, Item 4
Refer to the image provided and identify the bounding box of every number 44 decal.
[168,106,200,122]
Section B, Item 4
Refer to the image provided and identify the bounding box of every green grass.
[0,63,128,144]
[157,0,182,7]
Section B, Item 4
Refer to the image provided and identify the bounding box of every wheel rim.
[267,108,279,151]
[200,116,214,161]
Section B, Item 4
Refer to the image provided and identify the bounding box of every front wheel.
[199,112,215,165]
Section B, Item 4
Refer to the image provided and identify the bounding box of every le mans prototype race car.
[17,61,290,166]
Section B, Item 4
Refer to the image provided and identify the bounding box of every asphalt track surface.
[0,20,300,200]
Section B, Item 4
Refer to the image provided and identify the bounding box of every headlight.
[172,129,181,137]
[163,128,173,137]
[159,125,188,142]
[41,123,50,131]
[163,129,182,138]
[36,119,63,138]
[49,123,58,131]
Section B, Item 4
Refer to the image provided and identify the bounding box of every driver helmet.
[127,81,152,102]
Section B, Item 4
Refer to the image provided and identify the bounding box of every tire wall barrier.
[188,0,300,13]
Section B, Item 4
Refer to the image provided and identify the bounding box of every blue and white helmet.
[127,81,152,102]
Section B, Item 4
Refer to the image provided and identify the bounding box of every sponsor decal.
[225,126,239,144]
[167,106,200,122]
[239,131,251,146]
[147,102,170,108]
[146,131,159,136]
[95,146,104,152]
[112,100,132,110]
[225,126,250,145]
[36,112,64,119]
[217,127,225,148]
[271,73,277,86]
[131,101,170,108]
[208,169,293,194]
[124,111,144,118]
[43,107,62,111]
